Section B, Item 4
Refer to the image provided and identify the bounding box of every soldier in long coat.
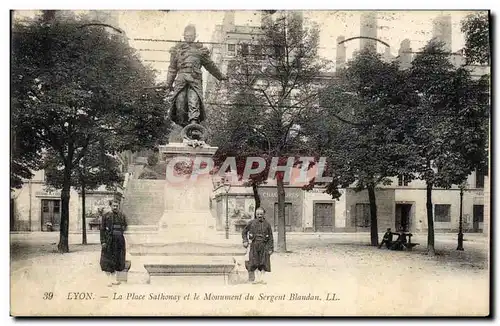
[166,24,226,127]
[242,207,274,284]
[100,200,128,286]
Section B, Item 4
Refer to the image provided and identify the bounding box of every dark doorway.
[473,205,484,232]
[395,204,412,232]
[41,199,61,231]
[314,202,334,232]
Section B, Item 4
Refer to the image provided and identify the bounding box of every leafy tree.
[316,49,418,246]
[461,12,490,65]
[43,144,124,245]
[208,12,327,251]
[407,40,489,255]
[10,128,43,190]
[210,85,271,215]
[11,13,169,252]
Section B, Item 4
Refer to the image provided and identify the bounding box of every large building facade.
[208,11,490,235]
[11,11,489,236]
[10,170,123,232]
[211,171,487,234]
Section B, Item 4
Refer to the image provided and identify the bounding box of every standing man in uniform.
[166,24,227,129]
[100,199,128,287]
[242,207,274,284]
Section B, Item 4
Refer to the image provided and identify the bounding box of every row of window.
[271,202,467,228]
[354,203,484,226]
[227,43,263,57]
[271,202,335,231]
[397,170,486,188]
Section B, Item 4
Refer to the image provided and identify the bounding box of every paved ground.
[10,231,490,316]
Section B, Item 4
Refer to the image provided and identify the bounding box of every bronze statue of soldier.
[165,24,227,144]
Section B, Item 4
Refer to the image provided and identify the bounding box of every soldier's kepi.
[166,24,227,141]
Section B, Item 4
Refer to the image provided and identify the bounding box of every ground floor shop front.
[211,185,487,234]
[12,174,486,235]
[11,175,120,232]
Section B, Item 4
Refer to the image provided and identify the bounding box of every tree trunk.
[252,183,261,216]
[426,182,435,256]
[367,183,379,246]
[58,168,71,253]
[81,181,87,245]
[276,176,287,252]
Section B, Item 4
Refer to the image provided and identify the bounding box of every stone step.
[123,202,163,211]
[125,253,243,284]
[159,210,215,227]
[126,225,158,232]
[123,201,163,209]
[125,179,164,186]
[130,255,239,264]
[125,185,165,191]
[144,263,234,276]
[129,242,246,256]
[137,255,238,284]
[146,274,230,286]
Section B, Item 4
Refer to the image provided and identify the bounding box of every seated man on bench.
[404,233,419,250]
[390,229,407,251]
[378,228,394,249]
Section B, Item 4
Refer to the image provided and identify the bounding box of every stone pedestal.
[158,143,218,241]
[126,143,245,285]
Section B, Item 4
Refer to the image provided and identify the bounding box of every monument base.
[125,142,243,284]
[158,142,218,242]
[157,209,216,241]
[158,210,214,229]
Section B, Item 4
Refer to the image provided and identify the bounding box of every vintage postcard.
[10,9,490,316]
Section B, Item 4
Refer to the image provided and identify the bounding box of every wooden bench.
[386,233,420,251]
[404,234,419,251]
[404,242,420,251]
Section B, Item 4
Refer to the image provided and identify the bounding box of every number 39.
[43,292,53,300]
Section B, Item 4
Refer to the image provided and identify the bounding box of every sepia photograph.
[9,7,491,317]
